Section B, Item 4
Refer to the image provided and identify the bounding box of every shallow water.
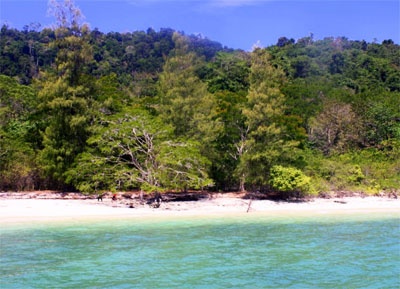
[1,213,399,289]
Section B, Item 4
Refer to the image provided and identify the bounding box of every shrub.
[347,165,365,184]
[269,165,312,196]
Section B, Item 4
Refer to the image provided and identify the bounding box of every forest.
[1,1,399,197]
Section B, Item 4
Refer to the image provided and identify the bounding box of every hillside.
[1,22,399,196]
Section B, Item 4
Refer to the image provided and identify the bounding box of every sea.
[1,212,399,289]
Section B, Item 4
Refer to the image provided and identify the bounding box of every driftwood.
[246,199,253,213]
[334,200,347,204]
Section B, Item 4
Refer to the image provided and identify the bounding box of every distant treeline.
[1,9,399,196]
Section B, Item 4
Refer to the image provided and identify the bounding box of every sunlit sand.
[1,195,399,224]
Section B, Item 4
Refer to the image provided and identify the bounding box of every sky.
[1,0,399,50]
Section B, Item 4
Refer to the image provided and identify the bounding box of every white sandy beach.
[1,195,399,224]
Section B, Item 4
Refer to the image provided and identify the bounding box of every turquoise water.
[1,213,399,289]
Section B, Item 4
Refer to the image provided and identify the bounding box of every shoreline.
[1,194,399,225]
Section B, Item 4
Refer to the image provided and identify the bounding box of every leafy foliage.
[66,108,213,193]
[269,165,312,196]
[1,7,399,195]
[0,75,39,190]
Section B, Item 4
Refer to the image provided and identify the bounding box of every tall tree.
[209,90,248,191]
[36,0,94,188]
[239,48,300,190]
[199,51,250,190]
[157,33,221,143]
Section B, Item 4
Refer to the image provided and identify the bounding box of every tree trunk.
[239,173,246,192]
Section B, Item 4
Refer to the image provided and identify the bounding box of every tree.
[309,99,362,154]
[240,49,301,190]
[36,0,94,188]
[47,0,86,36]
[66,108,213,194]
[359,92,400,146]
[210,90,248,191]
[157,32,221,143]
[276,37,295,47]
[201,51,250,93]
[193,51,251,190]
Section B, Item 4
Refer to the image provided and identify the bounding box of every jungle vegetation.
[1,1,399,197]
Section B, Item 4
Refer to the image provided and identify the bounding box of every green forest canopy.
[0,4,399,196]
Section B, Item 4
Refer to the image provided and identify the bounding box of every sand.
[0,195,399,224]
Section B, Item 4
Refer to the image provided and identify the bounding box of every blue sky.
[1,0,399,50]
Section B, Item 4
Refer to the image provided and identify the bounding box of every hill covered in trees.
[1,2,399,197]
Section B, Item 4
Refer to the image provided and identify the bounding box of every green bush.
[269,165,312,195]
[347,165,365,184]
[302,145,399,194]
